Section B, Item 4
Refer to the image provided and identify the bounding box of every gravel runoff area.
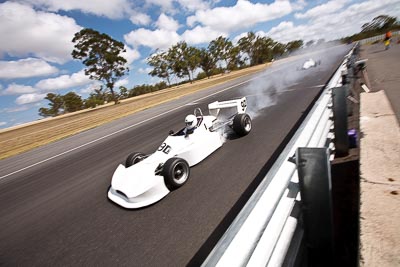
[359,42,400,266]
[0,63,268,160]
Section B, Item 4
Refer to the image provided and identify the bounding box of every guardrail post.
[332,86,349,156]
[296,147,334,267]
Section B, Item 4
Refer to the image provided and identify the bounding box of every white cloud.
[0,121,7,126]
[187,0,292,32]
[79,82,102,94]
[156,13,180,31]
[15,93,47,105]
[182,26,225,45]
[267,0,400,43]
[145,0,174,12]
[122,45,141,65]
[15,0,133,19]
[130,11,152,26]
[145,0,212,13]
[2,83,36,95]
[177,0,211,12]
[115,78,129,88]
[0,58,58,79]
[124,28,181,50]
[0,2,82,63]
[35,70,91,91]
[295,0,350,19]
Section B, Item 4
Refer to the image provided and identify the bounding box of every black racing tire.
[125,152,146,167]
[232,113,252,136]
[162,157,190,190]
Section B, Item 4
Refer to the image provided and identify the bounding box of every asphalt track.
[0,45,350,266]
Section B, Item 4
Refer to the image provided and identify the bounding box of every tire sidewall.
[125,152,146,167]
[162,158,190,190]
[232,113,252,136]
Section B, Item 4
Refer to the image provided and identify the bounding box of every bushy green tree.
[72,28,129,104]
[63,92,83,113]
[38,93,64,117]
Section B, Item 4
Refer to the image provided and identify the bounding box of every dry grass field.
[0,64,268,160]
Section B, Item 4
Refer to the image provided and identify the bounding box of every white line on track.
[0,74,265,180]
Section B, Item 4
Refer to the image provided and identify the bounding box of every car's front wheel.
[232,113,252,136]
[125,152,146,167]
[162,157,190,190]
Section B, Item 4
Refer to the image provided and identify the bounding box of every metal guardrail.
[358,30,400,45]
[202,45,358,267]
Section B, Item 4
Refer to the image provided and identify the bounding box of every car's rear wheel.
[162,157,190,190]
[125,152,146,167]
[232,113,252,136]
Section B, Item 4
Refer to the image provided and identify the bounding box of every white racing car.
[298,58,321,70]
[108,97,252,209]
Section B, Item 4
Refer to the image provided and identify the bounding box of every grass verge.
[0,64,268,160]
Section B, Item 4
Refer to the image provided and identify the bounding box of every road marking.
[0,75,264,180]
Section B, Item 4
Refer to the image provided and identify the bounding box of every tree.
[238,32,257,65]
[62,92,83,113]
[272,42,286,57]
[72,28,129,104]
[147,50,173,86]
[119,86,129,99]
[361,15,397,32]
[208,36,232,71]
[38,93,64,117]
[285,40,303,53]
[168,42,200,83]
[198,48,217,78]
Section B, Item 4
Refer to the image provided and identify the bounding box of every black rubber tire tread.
[125,152,146,167]
[162,157,190,190]
[232,113,252,136]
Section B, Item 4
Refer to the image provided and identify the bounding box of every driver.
[184,114,197,137]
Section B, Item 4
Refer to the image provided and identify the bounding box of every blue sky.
[1,0,400,129]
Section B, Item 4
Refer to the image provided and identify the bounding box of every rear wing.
[208,97,247,117]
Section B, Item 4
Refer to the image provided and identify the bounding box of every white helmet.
[185,114,197,129]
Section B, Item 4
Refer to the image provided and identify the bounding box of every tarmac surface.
[359,42,400,266]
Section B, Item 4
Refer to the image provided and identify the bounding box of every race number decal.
[241,99,247,111]
[158,143,171,154]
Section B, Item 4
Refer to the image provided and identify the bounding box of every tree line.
[342,15,400,43]
[147,33,303,86]
[38,28,303,118]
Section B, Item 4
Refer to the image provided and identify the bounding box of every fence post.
[332,86,349,156]
[296,147,334,266]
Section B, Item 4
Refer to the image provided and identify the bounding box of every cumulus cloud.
[122,45,141,65]
[124,28,181,50]
[0,121,6,126]
[156,13,180,31]
[35,70,91,91]
[0,58,58,79]
[130,11,152,26]
[182,26,225,45]
[0,2,82,63]
[295,0,350,19]
[15,0,133,19]
[2,84,36,95]
[15,93,47,105]
[187,0,292,32]
[145,0,213,13]
[267,0,400,43]
[177,0,211,12]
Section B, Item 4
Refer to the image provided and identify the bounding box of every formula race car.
[298,58,321,70]
[108,97,252,209]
